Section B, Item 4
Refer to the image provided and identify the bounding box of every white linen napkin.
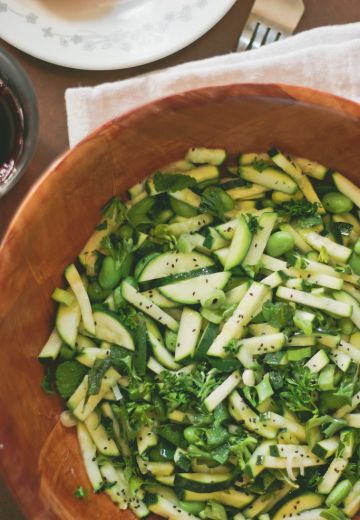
[66,22,360,148]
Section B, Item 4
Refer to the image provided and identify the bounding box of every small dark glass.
[0,46,38,197]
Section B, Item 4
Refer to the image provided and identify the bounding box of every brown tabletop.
[1,0,360,518]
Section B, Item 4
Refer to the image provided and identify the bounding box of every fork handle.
[253,0,305,32]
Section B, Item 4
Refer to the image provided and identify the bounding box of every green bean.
[322,192,353,213]
[179,500,205,515]
[265,231,295,257]
[325,479,352,506]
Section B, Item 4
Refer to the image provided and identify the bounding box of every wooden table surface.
[0,0,359,518]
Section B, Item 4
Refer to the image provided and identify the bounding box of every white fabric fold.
[66,22,360,147]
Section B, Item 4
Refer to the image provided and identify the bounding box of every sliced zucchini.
[186,147,226,165]
[294,157,328,180]
[72,367,121,421]
[280,223,313,253]
[121,280,179,331]
[146,319,180,370]
[317,457,348,495]
[142,288,179,309]
[239,165,298,194]
[174,471,234,493]
[137,459,174,476]
[146,494,196,520]
[38,328,63,360]
[65,264,95,335]
[305,349,330,373]
[137,424,158,455]
[56,291,81,348]
[268,148,324,212]
[93,309,135,350]
[204,370,241,411]
[77,422,103,492]
[100,462,129,508]
[260,411,306,442]
[84,411,120,456]
[333,290,360,329]
[138,251,214,283]
[203,227,230,251]
[300,230,352,263]
[225,281,250,305]
[237,333,286,368]
[170,188,201,208]
[243,484,292,518]
[242,212,278,269]
[163,214,213,237]
[180,488,254,509]
[226,184,270,200]
[312,437,339,459]
[270,491,324,520]
[158,271,231,305]
[225,215,252,270]
[333,171,360,208]
[228,391,277,439]
[207,282,269,358]
[175,307,202,362]
[276,286,352,318]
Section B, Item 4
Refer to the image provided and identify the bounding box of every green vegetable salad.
[39,147,360,520]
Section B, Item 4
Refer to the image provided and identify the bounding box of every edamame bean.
[87,280,112,302]
[354,238,360,256]
[184,426,202,444]
[98,256,122,290]
[349,252,360,275]
[117,224,133,239]
[179,500,205,515]
[325,479,352,506]
[339,318,353,335]
[322,192,353,213]
[265,231,295,257]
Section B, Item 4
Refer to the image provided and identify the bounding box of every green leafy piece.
[200,186,235,220]
[200,501,227,520]
[246,213,262,234]
[126,400,154,430]
[280,364,319,413]
[111,403,136,441]
[87,358,111,397]
[276,199,319,221]
[321,504,350,520]
[127,197,155,228]
[109,345,134,376]
[102,197,126,225]
[262,301,294,329]
[74,486,88,499]
[153,171,196,193]
[55,361,87,400]
[150,224,177,250]
[251,159,270,172]
[223,339,240,356]
[298,214,323,228]
[230,435,257,470]
[331,221,353,244]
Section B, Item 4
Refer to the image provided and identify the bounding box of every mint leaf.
[262,301,294,328]
[87,358,111,396]
[127,197,155,228]
[153,171,196,193]
[200,186,234,220]
[55,361,87,400]
[298,214,323,228]
[41,365,56,395]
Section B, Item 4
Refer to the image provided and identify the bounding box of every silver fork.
[237,0,305,51]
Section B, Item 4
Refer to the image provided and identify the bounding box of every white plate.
[0,0,236,70]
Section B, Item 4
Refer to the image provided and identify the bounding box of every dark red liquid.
[0,80,24,185]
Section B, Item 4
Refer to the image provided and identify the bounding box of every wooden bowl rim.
[1,82,360,253]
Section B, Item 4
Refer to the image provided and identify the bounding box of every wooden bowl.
[1,84,360,520]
